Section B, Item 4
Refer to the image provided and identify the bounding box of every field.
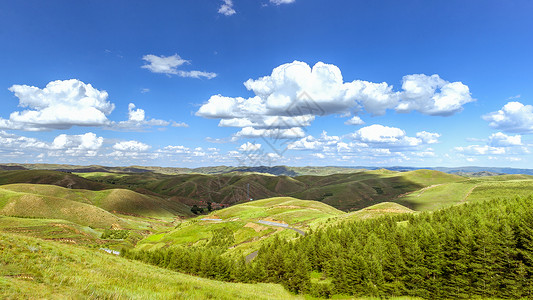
[1,167,533,298]
[0,232,301,300]
[396,174,533,210]
[136,197,344,256]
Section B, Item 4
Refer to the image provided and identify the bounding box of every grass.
[137,197,344,255]
[0,216,101,245]
[0,184,192,229]
[0,232,302,299]
[395,175,533,210]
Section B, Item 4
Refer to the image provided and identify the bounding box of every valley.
[1,166,533,299]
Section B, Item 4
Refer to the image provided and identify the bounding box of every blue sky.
[1,0,532,168]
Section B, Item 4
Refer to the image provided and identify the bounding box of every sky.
[0,0,532,168]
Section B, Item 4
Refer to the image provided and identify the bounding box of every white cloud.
[233,126,306,139]
[0,130,48,149]
[171,121,189,128]
[111,103,169,130]
[483,101,533,133]
[0,131,105,159]
[288,131,340,150]
[128,103,145,122]
[239,142,262,152]
[113,140,151,152]
[159,145,190,154]
[396,74,474,116]
[350,124,426,148]
[454,145,506,155]
[312,153,325,159]
[51,132,103,150]
[455,132,528,157]
[487,132,522,147]
[0,79,114,131]
[218,0,236,16]
[270,0,295,4]
[344,116,365,125]
[141,54,217,79]
[0,80,167,132]
[416,131,441,144]
[196,61,472,141]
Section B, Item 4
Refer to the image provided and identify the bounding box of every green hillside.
[137,197,344,255]
[0,184,195,250]
[76,169,466,211]
[0,170,109,190]
[0,232,300,299]
[396,174,533,210]
[0,183,192,218]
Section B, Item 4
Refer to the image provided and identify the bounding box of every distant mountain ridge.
[1,163,533,176]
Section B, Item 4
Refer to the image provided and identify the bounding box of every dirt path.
[415,184,444,197]
[461,185,478,203]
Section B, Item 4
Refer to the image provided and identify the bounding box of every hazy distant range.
[1,163,533,177]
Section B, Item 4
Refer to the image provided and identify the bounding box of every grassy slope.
[0,183,192,219]
[137,197,344,255]
[77,169,466,211]
[396,174,533,210]
[292,169,465,211]
[0,170,108,190]
[0,184,193,250]
[0,186,125,229]
[0,216,101,245]
[0,233,300,300]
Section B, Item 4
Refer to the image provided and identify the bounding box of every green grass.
[395,175,533,211]
[0,184,192,229]
[137,197,343,255]
[466,179,533,201]
[0,216,101,244]
[0,232,301,299]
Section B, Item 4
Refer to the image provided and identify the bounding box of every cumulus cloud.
[0,130,48,149]
[396,74,474,116]
[483,101,533,133]
[0,131,105,160]
[288,131,340,150]
[344,116,365,125]
[218,0,236,16]
[159,145,190,154]
[285,125,438,165]
[111,103,169,130]
[51,132,103,150]
[487,132,522,147]
[233,126,305,140]
[0,80,168,132]
[416,131,441,144]
[239,142,262,152]
[350,124,431,148]
[0,79,114,131]
[196,61,472,140]
[455,132,528,158]
[454,145,506,156]
[113,140,151,152]
[141,54,217,79]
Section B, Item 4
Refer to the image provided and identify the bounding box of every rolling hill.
[0,232,300,299]
[75,169,466,211]
[0,183,195,250]
[136,197,345,255]
[395,174,533,210]
[0,170,109,190]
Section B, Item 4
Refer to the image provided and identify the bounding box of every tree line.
[123,195,533,298]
